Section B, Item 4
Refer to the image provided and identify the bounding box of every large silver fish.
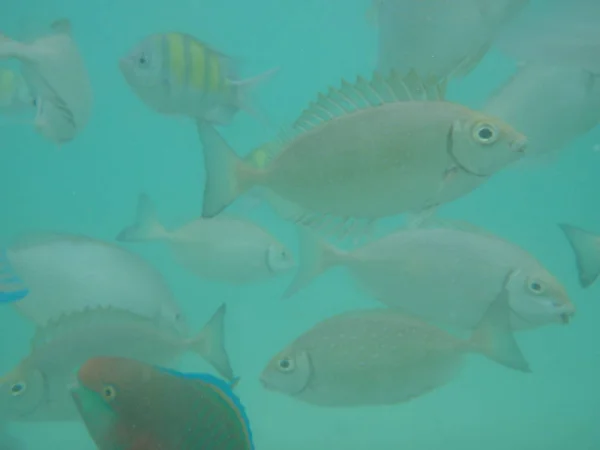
[197,71,527,236]
[261,282,529,407]
[284,221,574,330]
[373,0,530,80]
[0,304,232,422]
[485,64,600,162]
[0,232,184,329]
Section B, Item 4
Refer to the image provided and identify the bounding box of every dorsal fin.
[292,70,446,134]
[30,306,165,350]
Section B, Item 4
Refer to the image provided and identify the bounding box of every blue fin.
[157,367,253,449]
[0,249,29,303]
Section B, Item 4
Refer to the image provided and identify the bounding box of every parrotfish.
[71,356,254,450]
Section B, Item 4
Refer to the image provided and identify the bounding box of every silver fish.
[0,232,185,329]
[0,19,92,144]
[197,71,527,237]
[261,282,529,407]
[0,304,232,422]
[284,221,574,330]
[116,194,295,284]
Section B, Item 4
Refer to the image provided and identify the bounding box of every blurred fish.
[284,221,573,330]
[197,71,527,238]
[70,356,253,450]
[484,64,600,162]
[0,68,33,113]
[0,304,233,422]
[559,223,600,288]
[116,194,295,284]
[0,232,185,329]
[261,280,530,407]
[372,0,529,80]
[496,0,600,73]
[0,19,92,144]
[119,32,277,126]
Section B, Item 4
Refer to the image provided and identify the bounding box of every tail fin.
[188,304,235,382]
[196,121,259,217]
[470,279,531,373]
[116,194,168,242]
[282,226,348,299]
[232,66,280,129]
[559,223,600,288]
[0,250,29,304]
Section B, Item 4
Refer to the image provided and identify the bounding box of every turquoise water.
[1,0,599,448]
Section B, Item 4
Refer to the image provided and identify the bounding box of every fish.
[283,221,574,330]
[260,280,530,407]
[484,64,600,162]
[0,232,185,329]
[70,356,254,450]
[0,19,92,144]
[119,32,277,126]
[197,70,527,237]
[559,223,600,288]
[371,0,530,80]
[0,68,33,113]
[495,0,600,73]
[116,194,295,284]
[0,304,233,422]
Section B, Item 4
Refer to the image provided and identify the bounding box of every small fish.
[372,0,530,80]
[261,281,530,407]
[119,32,277,126]
[284,221,574,330]
[197,70,527,238]
[559,223,600,288]
[116,194,295,284]
[0,304,233,422]
[0,68,33,113]
[485,64,600,162]
[0,232,185,328]
[0,19,92,144]
[70,356,254,450]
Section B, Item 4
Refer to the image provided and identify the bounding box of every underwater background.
[1,0,599,448]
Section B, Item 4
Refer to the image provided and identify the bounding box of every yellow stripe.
[166,34,186,86]
[188,39,206,90]
[207,50,221,92]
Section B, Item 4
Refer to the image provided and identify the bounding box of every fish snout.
[511,137,527,153]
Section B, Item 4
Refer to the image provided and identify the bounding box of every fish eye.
[527,279,545,295]
[138,53,149,66]
[277,357,295,373]
[102,384,117,402]
[473,123,497,144]
[10,382,26,397]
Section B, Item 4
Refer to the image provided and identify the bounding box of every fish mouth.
[511,137,527,153]
[560,312,573,324]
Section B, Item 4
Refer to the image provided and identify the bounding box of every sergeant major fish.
[70,357,254,450]
[119,32,278,126]
[261,280,530,407]
[0,19,92,144]
[0,304,233,422]
[197,70,527,237]
[116,194,295,285]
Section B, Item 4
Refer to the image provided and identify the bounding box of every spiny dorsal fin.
[30,305,155,350]
[292,70,446,134]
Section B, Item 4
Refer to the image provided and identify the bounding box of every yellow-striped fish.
[0,67,33,113]
[119,32,278,126]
